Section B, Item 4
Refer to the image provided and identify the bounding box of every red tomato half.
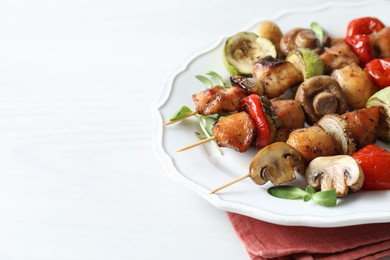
[347,17,385,36]
[365,58,390,89]
[352,145,390,190]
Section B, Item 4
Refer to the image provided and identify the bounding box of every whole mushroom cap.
[295,75,348,124]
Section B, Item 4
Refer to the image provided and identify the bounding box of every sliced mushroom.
[280,28,322,57]
[253,56,303,99]
[317,114,356,156]
[305,155,364,197]
[295,75,347,124]
[230,75,264,96]
[331,63,378,109]
[249,142,302,185]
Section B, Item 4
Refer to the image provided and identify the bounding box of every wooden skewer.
[163,111,198,126]
[209,173,251,194]
[176,136,216,152]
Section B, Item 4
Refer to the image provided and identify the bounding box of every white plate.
[153,0,390,227]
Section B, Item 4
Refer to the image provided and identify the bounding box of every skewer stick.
[163,111,198,126]
[209,173,251,194]
[176,136,216,152]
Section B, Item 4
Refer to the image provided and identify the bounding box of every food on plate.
[372,27,390,58]
[331,63,379,109]
[223,32,277,76]
[280,28,323,56]
[252,56,303,98]
[366,87,390,141]
[294,75,347,124]
[192,85,247,115]
[364,58,390,89]
[257,21,283,53]
[210,142,302,194]
[341,106,381,149]
[165,16,390,203]
[285,48,324,79]
[178,96,305,152]
[352,144,390,190]
[320,42,360,73]
[305,155,364,197]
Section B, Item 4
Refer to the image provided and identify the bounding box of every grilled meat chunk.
[212,112,256,153]
[342,106,380,149]
[320,42,360,73]
[253,56,303,98]
[192,86,247,116]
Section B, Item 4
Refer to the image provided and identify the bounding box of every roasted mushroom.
[253,56,303,98]
[331,63,378,109]
[317,114,356,155]
[249,142,302,185]
[209,142,302,194]
[257,21,283,54]
[295,75,347,124]
[280,28,322,57]
[305,155,364,197]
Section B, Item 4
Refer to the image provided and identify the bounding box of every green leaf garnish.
[169,106,193,121]
[267,185,337,207]
[312,189,337,207]
[310,22,324,45]
[267,186,307,200]
[195,75,214,88]
[205,71,225,86]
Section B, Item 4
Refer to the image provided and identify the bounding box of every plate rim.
[151,0,390,227]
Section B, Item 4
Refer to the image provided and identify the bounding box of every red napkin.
[228,212,390,260]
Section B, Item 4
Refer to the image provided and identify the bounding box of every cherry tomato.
[365,58,390,89]
[347,17,385,36]
[352,145,390,190]
[242,94,270,148]
[344,34,375,66]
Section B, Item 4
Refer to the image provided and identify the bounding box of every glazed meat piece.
[286,125,340,164]
[320,42,360,73]
[342,106,381,149]
[271,100,305,142]
[331,62,378,109]
[192,86,247,115]
[253,56,303,98]
[212,112,256,153]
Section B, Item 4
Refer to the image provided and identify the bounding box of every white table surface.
[0,1,386,260]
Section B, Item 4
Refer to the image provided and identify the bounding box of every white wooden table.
[0,1,383,259]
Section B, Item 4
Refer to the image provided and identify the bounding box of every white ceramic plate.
[153,0,390,227]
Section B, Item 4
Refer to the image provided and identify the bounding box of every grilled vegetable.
[295,75,347,124]
[352,144,390,190]
[306,155,364,197]
[223,32,277,76]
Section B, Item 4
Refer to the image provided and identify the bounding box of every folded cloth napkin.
[228,212,390,260]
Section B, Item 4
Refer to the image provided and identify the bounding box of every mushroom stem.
[209,173,251,194]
